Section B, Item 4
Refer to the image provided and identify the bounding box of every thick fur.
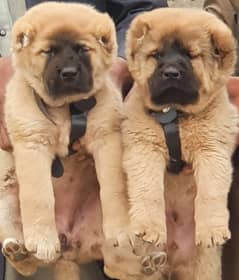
[123,8,238,279]
[0,3,168,280]
[0,2,132,278]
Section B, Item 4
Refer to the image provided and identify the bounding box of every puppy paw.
[196,225,230,247]
[102,232,142,280]
[102,233,168,280]
[133,224,166,246]
[141,255,156,275]
[150,251,168,269]
[2,238,28,261]
[141,251,167,275]
[104,228,125,246]
[24,228,60,262]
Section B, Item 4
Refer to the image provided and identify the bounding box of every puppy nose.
[162,66,181,80]
[60,66,78,80]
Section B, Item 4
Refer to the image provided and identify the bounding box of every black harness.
[150,107,186,174]
[34,92,96,178]
[34,91,185,176]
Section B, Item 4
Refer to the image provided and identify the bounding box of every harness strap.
[150,108,186,174]
[68,97,96,154]
[34,91,96,177]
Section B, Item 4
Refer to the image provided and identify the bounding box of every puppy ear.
[208,18,236,63]
[94,14,117,55]
[11,18,35,52]
[130,17,150,42]
[126,15,151,60]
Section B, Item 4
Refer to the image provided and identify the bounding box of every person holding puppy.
[0,1,239,280]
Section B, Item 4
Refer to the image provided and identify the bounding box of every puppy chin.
[150,86,199,106]
[45,80,93,99]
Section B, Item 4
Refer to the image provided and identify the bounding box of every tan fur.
[2,1,129,276]
[123,8,239,279]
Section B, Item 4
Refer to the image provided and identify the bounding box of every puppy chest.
[48,106,71,157]
[179,117,236,163]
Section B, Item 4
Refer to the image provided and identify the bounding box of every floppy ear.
[94,13,117,55]
[11,17,35,52]
[208,18,236,63]
[126,15,151,61]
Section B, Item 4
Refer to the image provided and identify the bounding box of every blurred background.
[169,0,203,7]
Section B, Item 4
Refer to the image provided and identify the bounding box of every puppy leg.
[92,133,129,240]
[13,143,60,262]
[194,152,232,247]
[123,143,167,245]
[0,150,37,275]
[0,150,20,241]
[93,135,168,279]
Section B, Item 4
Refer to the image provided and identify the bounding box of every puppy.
[0,2,166,279]
[123,8,238,280]
[2,0,127,271]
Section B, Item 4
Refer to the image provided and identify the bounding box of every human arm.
[0,56,12,150]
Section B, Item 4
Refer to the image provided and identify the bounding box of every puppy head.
[126,8,236,113]
[11,2,117,105]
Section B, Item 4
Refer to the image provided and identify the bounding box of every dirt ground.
[168,0,203,8]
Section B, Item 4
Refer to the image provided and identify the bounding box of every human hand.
[0,56,13,151]
[227,77,239,108]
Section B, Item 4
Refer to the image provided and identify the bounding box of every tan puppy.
[3,0,127,269]
[0,2,167,279]
[123,8,238,279]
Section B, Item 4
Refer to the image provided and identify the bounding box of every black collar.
[149,107,186,174]
[33,91,96,177]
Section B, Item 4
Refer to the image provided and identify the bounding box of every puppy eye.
[149,51,162,59]
[81,45,90,52]
[73,44,90,53]
[40,47,57,56]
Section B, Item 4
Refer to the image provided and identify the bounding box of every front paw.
[102,232,159,280]
[196,223,230,247]
[132,223,167,246]
[102,233,168,280]
[24,227,60,262]
[102,232,140,280]
[2,238,28,261]
[141,251,168,275]
[2,238,37,276]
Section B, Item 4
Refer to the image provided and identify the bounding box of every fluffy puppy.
[0,2,166,279]
[123,8,238,279]
[3,0,126,267]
